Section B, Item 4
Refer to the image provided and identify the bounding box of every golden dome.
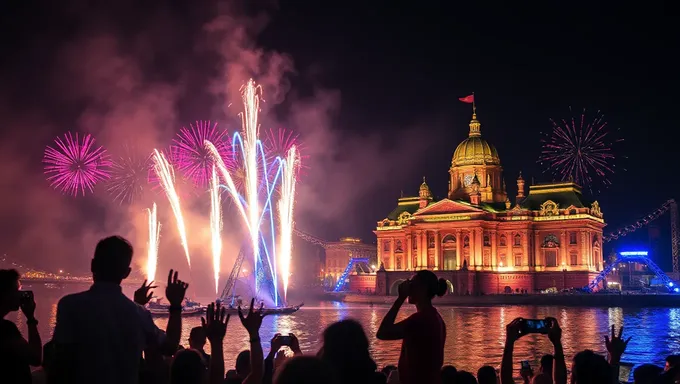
[452,113,500,167]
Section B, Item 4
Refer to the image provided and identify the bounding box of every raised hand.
[20,293,36,321]
[546,317,562,345]
[605,325,631,364]
[289,333,302,355]
[134,279,157,306]
[505,317,525,344]
[238,298,266,336]
[165,270,189,307]
[397,279,410,300]
[270,333,283,355]
[201,302,229,343]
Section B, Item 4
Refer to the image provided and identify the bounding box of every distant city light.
[619,251,649,256]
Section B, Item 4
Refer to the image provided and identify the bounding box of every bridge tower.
[671,200,679,276]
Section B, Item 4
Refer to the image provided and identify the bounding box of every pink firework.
[171,121,231,187]
[43,132,112,196]
[263,128,308,175]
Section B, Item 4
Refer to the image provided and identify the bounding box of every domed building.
[357,110,607,296]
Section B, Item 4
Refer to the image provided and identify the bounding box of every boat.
[219,302,304,316]
[147,298,207,317]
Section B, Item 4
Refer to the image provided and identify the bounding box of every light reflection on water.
[13,287,680,374]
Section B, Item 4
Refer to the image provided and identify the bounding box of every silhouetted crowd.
[1,235,679,384]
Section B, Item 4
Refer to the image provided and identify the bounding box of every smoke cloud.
[0,0,440,295]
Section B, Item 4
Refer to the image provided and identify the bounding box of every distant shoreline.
[332,292,680,308]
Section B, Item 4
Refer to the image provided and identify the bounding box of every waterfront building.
[351,111,606,295]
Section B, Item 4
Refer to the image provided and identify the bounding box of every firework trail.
[172,121,231,188]
[278,146,300,303]
[43,132,112,196]
[538,108,622,193]
[146,203,161,282]
[108,149,151,204]
[240,79,263,279]
[209,166,223,295]
[152,149,191,267]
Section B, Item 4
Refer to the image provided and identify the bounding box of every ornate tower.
[448,111,506,203]
[470,173,481,205]
[516,172,525,200]
[419,177,432,209]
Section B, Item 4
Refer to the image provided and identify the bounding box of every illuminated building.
[324,237,375,289]
[365,111,606,295]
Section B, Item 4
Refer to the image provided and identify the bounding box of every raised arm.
[240,298,266,384]
[164,269,188,353]
[376,280,409,340]
[546,317,567,384]
[605,325,631,384]
[15,295,42,366]
[202,302,229,384]
[501,318,523,384]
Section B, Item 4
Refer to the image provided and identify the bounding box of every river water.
[9,285,680,375]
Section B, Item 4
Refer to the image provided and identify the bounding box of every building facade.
[363,112,606,295]
[324,237,376,289]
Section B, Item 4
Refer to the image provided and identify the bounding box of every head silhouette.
[91,236,133,284]
[235,350,251,377]
[477,365,497,384]
[320,319,377,383]
[274,356,339,384]
[0,269,21,314]
[570,350,611,384]
[170,349,207,384]
[189,327,206,350]
[408,270,448,305]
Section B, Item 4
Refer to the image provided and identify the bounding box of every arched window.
[514,234,521,246]
[500,235,507,247]
[464,236,470,248]
[442,234,456,244]
[395,240,403,252]
[383,240,390,252]
[483,235,490,247]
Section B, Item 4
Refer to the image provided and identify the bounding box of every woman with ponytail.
[377,270,448,384]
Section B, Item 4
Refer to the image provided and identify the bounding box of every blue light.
[671,282,675,287]
[675,288,680,293]
[619,251,649,256]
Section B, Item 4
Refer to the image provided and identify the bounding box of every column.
[506,233,512,267]
[491,230,497,270]
[389,238,395,271]
[456,230,462,269]
[560,231,567,267]
[377,238,383,268]
[434,230,441,270]
[523,232,529,270]
[534,230,541,269]
[475,228,483,269]
[419,231,426,270]
[469,230,475,268]
[406,235,412,270]
[581,231,587,268]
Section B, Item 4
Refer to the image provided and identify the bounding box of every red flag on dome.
[459,94,474,103]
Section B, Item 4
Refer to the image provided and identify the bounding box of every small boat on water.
[219,302,304,316]
[147,298,206,317]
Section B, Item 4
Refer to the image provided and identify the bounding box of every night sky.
[1,1,678,273]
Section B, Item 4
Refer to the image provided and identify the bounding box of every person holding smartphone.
[0,269,42,384]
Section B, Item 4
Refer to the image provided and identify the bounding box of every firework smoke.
[152,149,191,267]
[43,132,112,196]
[278,145,299,302]
[146,203,161,282]
[209,166,223,295]
[108,149,151,204]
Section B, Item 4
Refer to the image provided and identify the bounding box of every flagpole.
[472,91,476,115]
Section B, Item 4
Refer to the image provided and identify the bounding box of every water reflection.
[14,287,680,374]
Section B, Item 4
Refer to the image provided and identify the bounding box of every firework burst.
[107,147,152,204]
[263,127,308,177]
[172,121,231,188]
[538,107,623,193]
[43,132,112,196]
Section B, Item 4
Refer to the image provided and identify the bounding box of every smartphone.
[521,319,548,334]
[20,290,33,304]
[618,362,634,383]
[520,360,531,370]
[279,335,292,346]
